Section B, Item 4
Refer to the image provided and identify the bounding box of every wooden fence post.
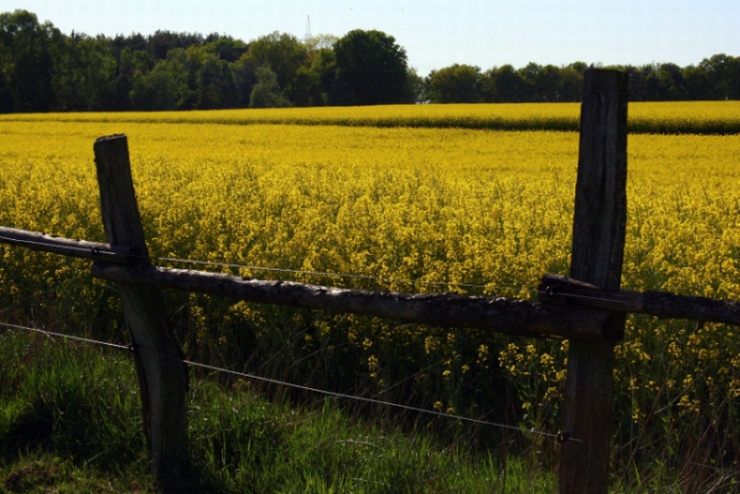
[94,135,189,482]
[559,69,629,493]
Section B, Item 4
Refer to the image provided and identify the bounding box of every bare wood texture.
[540,273,740,326]
[570,71,628,293]
[94,135,188,481]
[0,225,135,263]
[560,69,629,494]
[91,262,612,340]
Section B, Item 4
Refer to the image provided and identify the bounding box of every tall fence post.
[94,135,189,483]
[559,69,629,493]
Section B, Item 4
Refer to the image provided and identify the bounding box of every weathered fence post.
[559,69,629,493]
[94,135,189,482]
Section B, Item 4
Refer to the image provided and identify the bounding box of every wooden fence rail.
[1,69,737,493]
[4,225,738,329]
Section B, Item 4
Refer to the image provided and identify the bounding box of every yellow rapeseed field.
[1,100,739,133]
[1,104,740,462]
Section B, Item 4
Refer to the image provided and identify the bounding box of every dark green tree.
[52,34,116,111]
[193,49,239,109]
[332,29,411,105]
[559,64,584,102]
[203,35,248,63]
[146,30,204,60]
[406,68,424,103]
[0,67,13,112]
[110,47,135,110]
[130,65,178,110]
[425,64,483,103]
[684,63,713,100]
[516,62,540,100]
[305,45,336,106]
[721,56,740,99]
[249,64,291,108]
[305,34,338,51]
[488,64,526,102]
[129,49,193,110]
[532,64,563,101]
[569,61,589,74]
[232,53,260,106]
[697,54,740,100]
[108,33,146,60]
[619,65,648,101]
[0,10,56,112]
[244,32,307,104]
[289,35,338,106]
[3,10,740,111]
[654,63,688,100]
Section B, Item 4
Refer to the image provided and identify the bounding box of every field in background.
[1,100,740,134]
[2,103,740,489]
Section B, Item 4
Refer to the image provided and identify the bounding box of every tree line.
[0,9,738,113]
[0,10,417,112]
[427,57,740,103]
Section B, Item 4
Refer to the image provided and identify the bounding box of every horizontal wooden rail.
[6,227,740,334]
[539,273,740,326]
[0,226,137,264]
[91,261,610,340]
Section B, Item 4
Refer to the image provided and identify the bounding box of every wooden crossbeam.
[539,273,740,327]
[90,261,610,340]
[5,226,740,336]
[0,225,136,263]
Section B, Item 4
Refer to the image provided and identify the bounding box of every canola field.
[1,103,740,468]
[1,100,740,134]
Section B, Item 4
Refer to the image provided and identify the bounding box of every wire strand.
[180,357,562,440]
[0,321,129,351]
[0,233,534,295]
[0,319,556,441]
[156,255,534,294]
[8,316,740,478]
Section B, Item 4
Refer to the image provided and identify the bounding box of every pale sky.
[2,0,738,76]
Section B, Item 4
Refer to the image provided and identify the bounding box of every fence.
[2,69,740,493]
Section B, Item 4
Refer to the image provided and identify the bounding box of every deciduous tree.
[0,10,56,112]
[425,64,483,103]
[332,29,411,105]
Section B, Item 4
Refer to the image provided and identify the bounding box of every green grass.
[3,326,738,492]
[0,328,560,493]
